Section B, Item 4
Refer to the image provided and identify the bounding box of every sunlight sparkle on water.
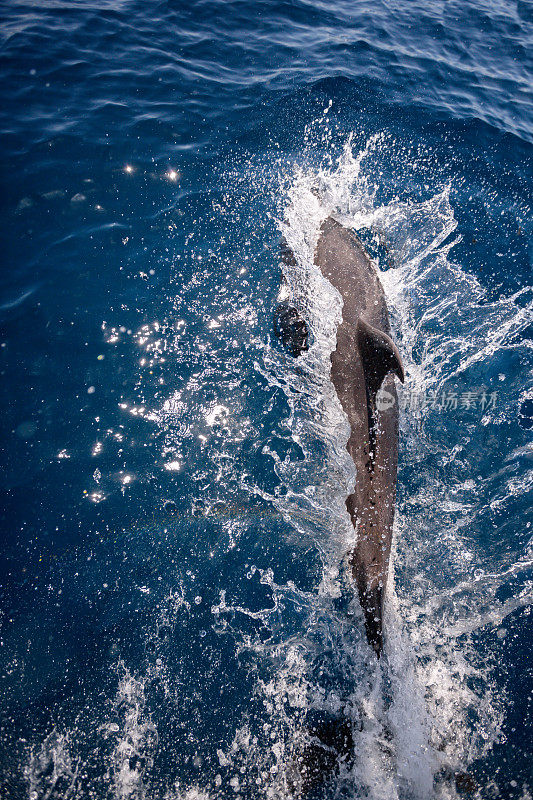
[164,461,181,472]
[89,491,105,503]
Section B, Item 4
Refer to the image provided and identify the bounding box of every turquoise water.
[0,1,532,798]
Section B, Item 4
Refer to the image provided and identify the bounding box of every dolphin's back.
[314,217,403,657]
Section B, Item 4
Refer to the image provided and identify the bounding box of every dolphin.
[274,217,404,657]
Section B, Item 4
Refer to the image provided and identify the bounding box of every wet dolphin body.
[274,217,404,657]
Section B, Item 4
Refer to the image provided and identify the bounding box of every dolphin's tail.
[358,583,384,657]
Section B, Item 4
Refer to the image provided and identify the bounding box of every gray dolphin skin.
[275,216,404,658]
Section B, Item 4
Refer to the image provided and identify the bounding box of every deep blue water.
[0,1,532,798]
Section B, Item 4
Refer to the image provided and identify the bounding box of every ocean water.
[0,1,532,798]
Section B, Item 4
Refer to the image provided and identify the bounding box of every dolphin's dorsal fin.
[357,317,404,396]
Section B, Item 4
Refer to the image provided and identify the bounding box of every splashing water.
[25,728,79,800]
